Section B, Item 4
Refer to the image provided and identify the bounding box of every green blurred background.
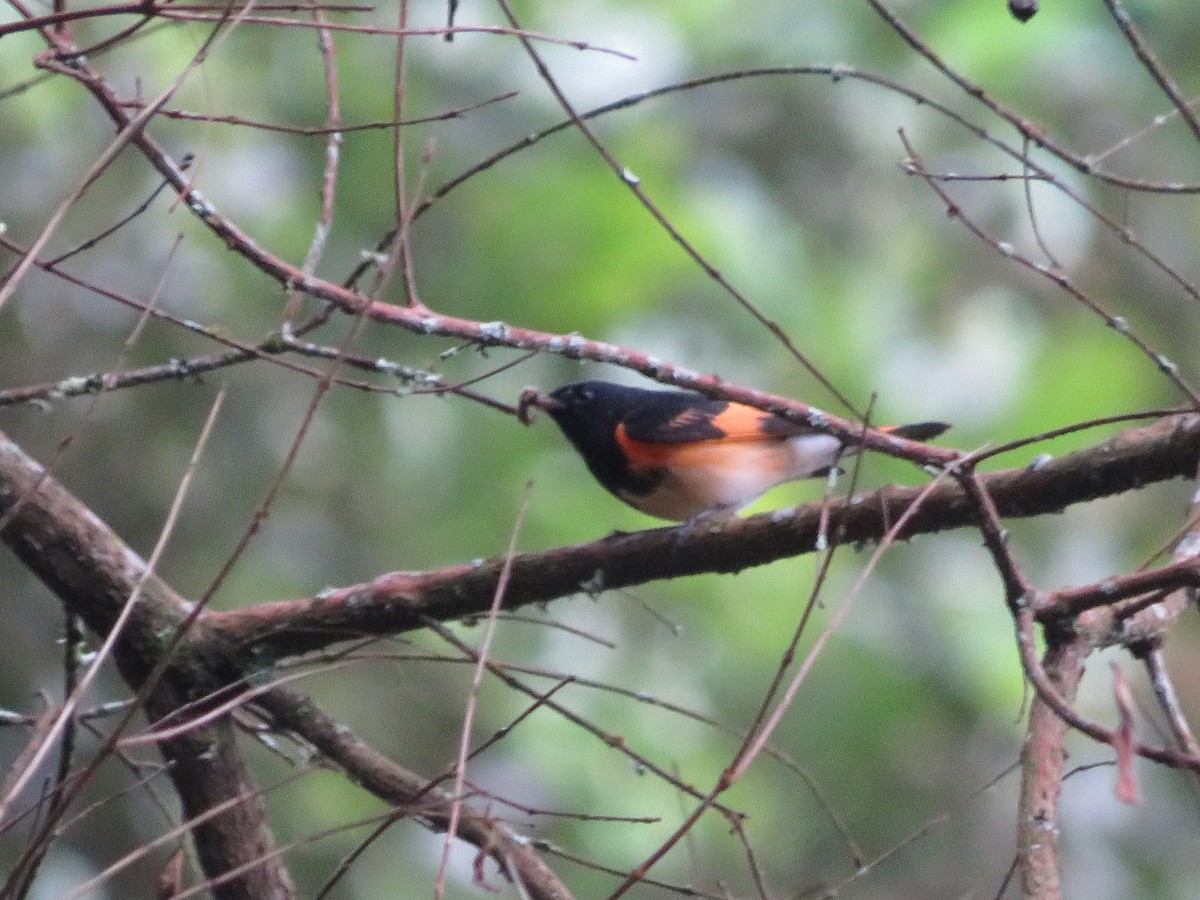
[3,0,1200,897]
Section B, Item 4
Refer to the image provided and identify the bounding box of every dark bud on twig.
[1009,0,1038,22]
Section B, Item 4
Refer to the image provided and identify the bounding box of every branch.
[0,429,569,898]
[1016,632,1090,900]
[867,0,1200,193]
[0,433,296,898]
[258,685,575,900]
[204,414,1200,661]
[1102,0,1200,144]
[25,41,962,459]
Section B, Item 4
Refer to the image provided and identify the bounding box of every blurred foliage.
[3,1,1200,898]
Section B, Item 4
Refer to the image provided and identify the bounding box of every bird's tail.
[880,421,951,442]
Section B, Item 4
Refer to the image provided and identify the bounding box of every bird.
[521,380,950,522]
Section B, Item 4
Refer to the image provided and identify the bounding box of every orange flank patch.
[613,423,802,520]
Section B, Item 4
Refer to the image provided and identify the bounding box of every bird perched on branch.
[519,380,949,522]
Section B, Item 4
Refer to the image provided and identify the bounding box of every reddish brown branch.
[0,445,328,894]
[257,686,575,900]
[1037,558,1200,620]
[29,38,940,452]
[0,430,571,898]
[8,411,1200,774]
[203,414,1200,661]
[32,33,1195,464]
[0,433,296,898]
[1016,632,1090,900]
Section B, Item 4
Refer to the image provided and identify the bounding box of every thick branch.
[1017,633,1090,900]
[0,430,567,897]
[0,434,296,899]
[4,413,1199,895]
[205,415,1200,661]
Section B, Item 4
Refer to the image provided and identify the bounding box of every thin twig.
[437,482,532,897]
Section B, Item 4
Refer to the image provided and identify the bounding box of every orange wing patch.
[661,403,783,436]
[705,403,775,440]
[616,414,794,473]
[636,402,800,443]
[709,404,816,440]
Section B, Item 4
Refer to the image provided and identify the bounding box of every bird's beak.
[517,387,562,425]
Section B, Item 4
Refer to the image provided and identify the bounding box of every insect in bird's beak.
[517,386,562,425]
